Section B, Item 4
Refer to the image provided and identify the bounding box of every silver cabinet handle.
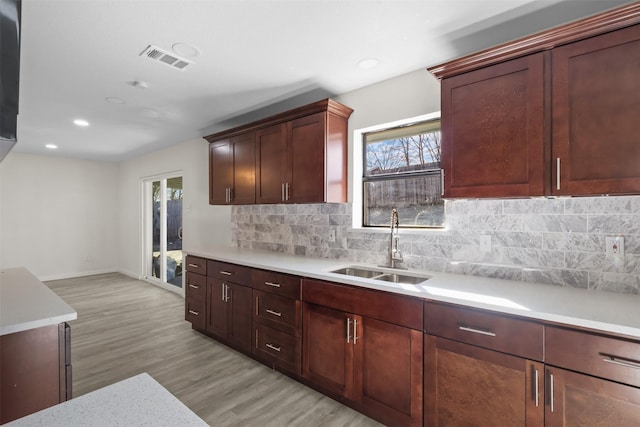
[221,283,226,301]
[188,309,199,316]
[266,309,282,317]
[346,318,351,343]
[534,368,539,407]
[188,263,199,268]
[228,187,233,203]
[458,325,496,337]
[556,158,561,190]
[224,284,230,302]
[264,281,280,288]
[285,182,290,201]
[281,183,285,201]
[549,372,555,412]
[266,343,281,352]
[353,318,358,345]
[188,284,199,289]
[440,169,444,196]
[602,355,640,370]
[220,271,232,276]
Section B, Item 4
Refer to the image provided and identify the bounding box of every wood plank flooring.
[46,273,382,426]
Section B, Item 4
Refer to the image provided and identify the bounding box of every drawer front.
[185,255,207,275]
[207,260,250,283]
[425,303,543,360]
[254,290,301,337]
[251,270,301,299]
[185,272,206,300]
[254,323,301,375]
[185,297,206,330]
[546,326,640,388]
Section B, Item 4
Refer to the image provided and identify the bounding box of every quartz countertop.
[0,268,77,336]
[4,373,208,427]
[186,246,640,339]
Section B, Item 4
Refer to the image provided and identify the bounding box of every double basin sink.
[330,266,430,285]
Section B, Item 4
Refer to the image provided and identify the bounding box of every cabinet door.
[356,317,423,427]
[424,335,544,427]
[256,123,287,203]
[302,303,355,399]
[209,141,233,204]
[441,53,545,198]
[546,366,640,427]
[226,282,252,353]
[206,277,228,337]
[230,133,256,204]
[552,24,640,195]
[288,112,326,203]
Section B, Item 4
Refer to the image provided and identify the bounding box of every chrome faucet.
[386,208,405,269]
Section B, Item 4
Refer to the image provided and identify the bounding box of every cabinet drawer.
[254,290,301,337]
[251,269,301,299]
[185,272,206,300]
[253,323,301,375]
[185,298,206,330]
[546,326,640,388]
[207,260,250,283]
[185,255,207,275]
[425,303,543,360]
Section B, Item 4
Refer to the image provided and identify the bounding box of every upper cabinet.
[206,99,353,205]
[430,3,640,198]
[208,132,256,205]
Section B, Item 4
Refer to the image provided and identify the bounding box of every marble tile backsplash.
[231,197,640,294]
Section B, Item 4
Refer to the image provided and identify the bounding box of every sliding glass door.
[143,174,183,291]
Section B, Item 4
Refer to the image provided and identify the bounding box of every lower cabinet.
[301,279,424,427]
[424,335,544,426]
[206,277,252,353]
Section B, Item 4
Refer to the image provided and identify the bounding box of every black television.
[0,0,21,162]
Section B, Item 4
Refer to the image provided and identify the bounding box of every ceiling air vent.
[139,45,193,71]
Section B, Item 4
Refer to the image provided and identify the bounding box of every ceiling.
[14,0,633,162]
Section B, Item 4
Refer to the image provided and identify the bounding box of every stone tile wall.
[231,196,640,294]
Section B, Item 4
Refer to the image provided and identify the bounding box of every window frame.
[352,112,444,230]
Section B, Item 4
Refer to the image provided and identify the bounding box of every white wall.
[116,137,231,278]
[0,152,118,280]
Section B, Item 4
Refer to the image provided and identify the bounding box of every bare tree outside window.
[363,119,444,228]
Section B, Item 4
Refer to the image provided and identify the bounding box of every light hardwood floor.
[46,273,382,427]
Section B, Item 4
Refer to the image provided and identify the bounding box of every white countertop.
[5,373,208,427]
[0,268,77,336]
[187,246,640,339]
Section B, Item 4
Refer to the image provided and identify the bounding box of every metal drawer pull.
[266,309,282,317]
[601,355,640,370]
[266,343,281,352]
[264,281,281,288]
[346,318,351,343]
[220,271,233,276]
[188,310,199,316]
[188,263,199,268]
[188,284,199,289]
[549,372,555,412]
[534,368,539,407]
[458,325,496,337]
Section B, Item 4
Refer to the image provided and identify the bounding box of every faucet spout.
[387,208,405,269]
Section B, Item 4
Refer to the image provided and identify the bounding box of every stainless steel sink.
[330,267,384,278]
[330,266,429,285]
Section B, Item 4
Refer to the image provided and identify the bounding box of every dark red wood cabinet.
[208,132,255,205]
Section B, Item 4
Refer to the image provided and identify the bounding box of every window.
[362,118,444,228]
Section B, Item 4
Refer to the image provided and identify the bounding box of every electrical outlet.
[479,235,491,253]
[327,229,336,243]
[606,236,624,259]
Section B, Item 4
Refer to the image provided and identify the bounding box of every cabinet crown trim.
[428,2,640,79]
[204,98,353,143]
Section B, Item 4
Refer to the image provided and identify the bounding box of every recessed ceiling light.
[45,144,58,149]
[73,119,90,127]
[358,58,379,69]
[172,42,200,58]
[105,97,126,104]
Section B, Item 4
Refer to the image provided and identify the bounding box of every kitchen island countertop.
[186,246,640,340]
[0,268,77,336]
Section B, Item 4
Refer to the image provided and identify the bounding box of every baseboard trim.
[39,268,118,282]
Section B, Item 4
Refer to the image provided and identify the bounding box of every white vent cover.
[139,45,193,71]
